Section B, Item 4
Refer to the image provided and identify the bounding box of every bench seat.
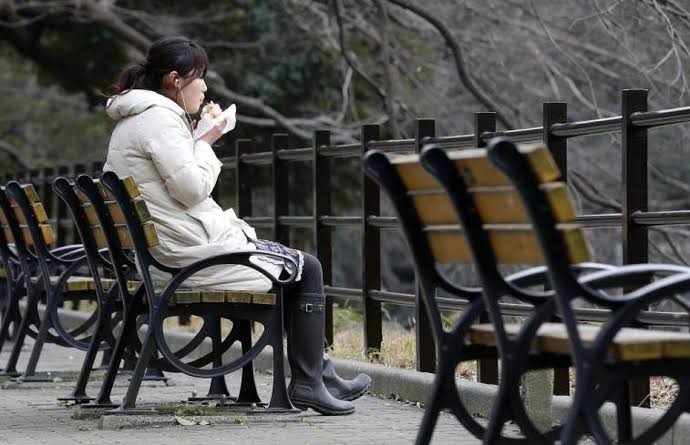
[169,290,276,306]
[469,322,690,361]
[48,276,139,292]
[46,275,275,305]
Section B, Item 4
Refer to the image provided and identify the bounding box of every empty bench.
[364,139,690,444]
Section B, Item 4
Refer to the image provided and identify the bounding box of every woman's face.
[176,76,207,114]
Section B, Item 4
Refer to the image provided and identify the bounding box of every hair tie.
[138,61,149,71]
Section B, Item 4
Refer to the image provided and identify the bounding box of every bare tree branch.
[333,0,387,100]
[374,0,402,138]
[2,0,359,143]
[381,0,514,129]
[570,169,622,212]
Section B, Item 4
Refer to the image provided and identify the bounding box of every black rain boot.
[287,293,354,415]
[322,354,372,401]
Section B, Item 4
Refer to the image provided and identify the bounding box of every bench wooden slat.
[98,176,141,200]
[44,276,274,307]
[75,188,89,205]
[20,224,54,246]
[48,276,140,292]
[200,291,225,303]
[393,144,560,190]
[122,176,141,199]
[469,322,690,361]
[11,203,48,225]
[91,222,159,249]
[412,183,575,225]
[172,291,201,304]
[225,292,252,304]
[82,198,152,226]
[251,293,276,305]
[2,226,12,243]
[21,184,40,203]
[80,178,159,250]
[426,224,590,264]
[169,290,275,306]
[81,203,101,226]
[5,186,54,246]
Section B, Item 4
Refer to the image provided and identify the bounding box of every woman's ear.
[164,71,181,89]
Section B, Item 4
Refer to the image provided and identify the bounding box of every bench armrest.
[574,263,690,308]
[579,264,690,289]
[505,262,616,288]
[577,272,690,355]
[51,245,86,261]
[156,250,300,305]
[564,264,690,311]
[50,244,83,255]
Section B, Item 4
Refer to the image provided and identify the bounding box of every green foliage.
[333,304,363,331]
[242,49,336,111]
[35,25,127,100]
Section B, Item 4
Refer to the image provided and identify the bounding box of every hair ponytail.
[108,36,208,97]
[109,61,148,95]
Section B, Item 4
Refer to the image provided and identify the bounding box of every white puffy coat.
[103,89,282,291]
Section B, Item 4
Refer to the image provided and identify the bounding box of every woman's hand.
[199,117,228,145]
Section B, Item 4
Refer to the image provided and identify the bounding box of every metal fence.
[8,88,690,404]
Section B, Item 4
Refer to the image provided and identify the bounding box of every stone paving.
[0,341,485,445]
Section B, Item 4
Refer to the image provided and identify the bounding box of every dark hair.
[109,36,208,95]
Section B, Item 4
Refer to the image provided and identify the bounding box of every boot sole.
[291,399,355,416]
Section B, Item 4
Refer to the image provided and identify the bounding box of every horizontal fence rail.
[10,88,690,406]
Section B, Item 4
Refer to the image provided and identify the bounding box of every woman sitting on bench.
[102,35,370,416]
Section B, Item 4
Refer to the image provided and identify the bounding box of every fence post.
[361,124,383,357]
[70,163,87,245]
[312,131,336,347]
[414,119,436,372]
[543,103,568,179]
[474,112,495,148]
[272,134,290,244]
[38,167,52,201]
[91,161,104,177]
[622,88,650,407]
[543,102,570,396]
[472,112,500,384]
[55,166,70,247]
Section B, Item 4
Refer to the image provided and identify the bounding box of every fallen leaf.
[175,416,196,426]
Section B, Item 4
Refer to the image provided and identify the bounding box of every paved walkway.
[0,341,484,445]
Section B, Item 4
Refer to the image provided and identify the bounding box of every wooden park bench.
[64,171,300,413]
[364,139,690,444]
[0,182,108,382]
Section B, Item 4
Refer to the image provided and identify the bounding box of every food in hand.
[201,101,222,119]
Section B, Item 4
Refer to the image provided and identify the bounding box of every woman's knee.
[300,252,324,290]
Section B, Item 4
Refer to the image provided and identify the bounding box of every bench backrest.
[53,176,121,296]
[74,172,168,305]
[74,176,159,251]
[363,140,589,351]
[2,183,55,248]
[390,144,589,266]
[0,187,21,282]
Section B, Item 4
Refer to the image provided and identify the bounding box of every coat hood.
[105,89,184,120]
